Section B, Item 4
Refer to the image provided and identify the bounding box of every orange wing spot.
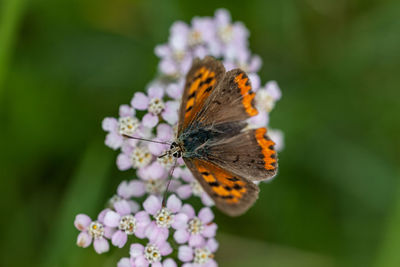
[212,186,231,197]
[184,69,216,121]
[255,128,277,170]
[234,73,258,117]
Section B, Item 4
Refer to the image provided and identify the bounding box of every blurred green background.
[1,0,399,266]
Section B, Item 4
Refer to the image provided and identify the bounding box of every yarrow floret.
[75,8,284,266]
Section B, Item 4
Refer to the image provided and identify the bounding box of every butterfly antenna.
[162,157,178,207]
[122,134,171,145]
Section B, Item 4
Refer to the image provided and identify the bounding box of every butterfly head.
[168,141,184,158]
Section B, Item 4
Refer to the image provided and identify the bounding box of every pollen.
[118,116,139,136]
[188,217,204,234]
[118,215,137,235]
[131,146,152,168]
[148,97,165,115]
[144,244,162,263]
[194,247,213,264]
[88,221,104,239]
[155,208,174,228]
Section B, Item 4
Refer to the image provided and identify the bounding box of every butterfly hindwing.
[194,68,258,126]
[177,56,225,135]
[184,158,259,216]
[205,126,278,181]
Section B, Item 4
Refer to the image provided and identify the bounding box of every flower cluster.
[75,9,284,266]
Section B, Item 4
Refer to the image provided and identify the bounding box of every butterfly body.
[167,56,278,216]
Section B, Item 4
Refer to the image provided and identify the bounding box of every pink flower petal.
[171,213,188,230]
[104,226,115,239]
[205,259,218,267]
[198,207,214,224]
[152,262,162,267]
[181,204,195,218]
[135,255,149,267]
[162,101,179,125]
[135,211,151,226]
[163,258,177,267]
[166,194,182,213]
[102,117,118,132]
[180,168,194,182]
[148,142,166,156]
[104,211,121,228]
[166,83,183,99]
[178,245,193,262]
[128,200,140,213]
[142,113,159,128]
[146,222,169,243]
[189,234,205,247]
[201,193,215,206]
[202,223,217,238]
[135,225,147,239]
[131,92,149,110]
[112,230,128,248]
[248,73,260,90]
[159,241,173,256]
[117,257,132,267]
[117,181,132,198]
[93,238,109,254]
[130,243,144,258]
[76,232,92,248]
[128,180,146,197]
[97,208,111,223]
[265,80,281,100]
[176,185,192,199]
[114,200,131,215]
[206,238,219,253]
[157,123,173,140]
[147,85,164,99]
[116,153,132,171]
[248,111,268,128]
[143,195,162,215]
[174,229,190,244]
[105,132,123,150]
[119,104,135,117]
[74,214,92,231]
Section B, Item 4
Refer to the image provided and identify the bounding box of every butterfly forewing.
[177,56,225,135]
[194,68,258,126]
[184,158,259,217]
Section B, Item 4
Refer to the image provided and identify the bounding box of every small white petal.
[104,211,121,228]
[93,238,109,254]
[206,238,219,253]
[178,245,193,262]
[76,232,92,248]
[131,92,149,110]
[74,214,92,231]
[166,194,182,213]
[171,213,188,229]
[189,234,205,247]
[117,257,132,267]
[130,243,144,258]
[112,230,128,248]
[163,258,177,267]
[114,200,131,215]
[143,195,162,215]
[174,229,190,244]
[198,207,214,224]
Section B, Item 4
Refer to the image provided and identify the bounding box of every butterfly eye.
[172,151,181,158]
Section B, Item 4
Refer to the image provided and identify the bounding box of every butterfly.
[166,56,278,216]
